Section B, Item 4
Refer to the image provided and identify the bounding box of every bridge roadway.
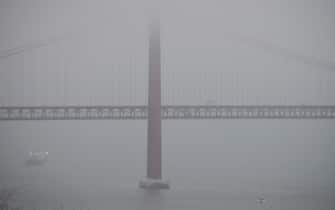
[0,105,334,120]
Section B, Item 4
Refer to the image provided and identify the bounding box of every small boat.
[25,152,48,166]
[257,197,266,204]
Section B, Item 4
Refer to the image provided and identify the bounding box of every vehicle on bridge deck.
[25,152,48,167]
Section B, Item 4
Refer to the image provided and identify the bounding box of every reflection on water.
[138,190,167,210]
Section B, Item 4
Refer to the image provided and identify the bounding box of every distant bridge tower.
[139,17,169,189]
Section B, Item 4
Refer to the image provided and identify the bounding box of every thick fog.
[0,0,335,210]
[1,0,334,105]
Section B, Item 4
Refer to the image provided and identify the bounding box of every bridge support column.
[139,17,169,190]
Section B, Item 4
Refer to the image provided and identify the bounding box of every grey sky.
[0,0,334,106]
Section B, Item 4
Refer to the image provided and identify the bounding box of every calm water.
[0,120,334,210]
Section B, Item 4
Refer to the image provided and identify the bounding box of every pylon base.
[139,178,170,190]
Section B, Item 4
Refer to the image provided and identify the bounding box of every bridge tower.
[139,17,169,189]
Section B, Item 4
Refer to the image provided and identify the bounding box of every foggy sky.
[0,0,334,106]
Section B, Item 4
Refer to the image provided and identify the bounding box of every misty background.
[0,0,335,209]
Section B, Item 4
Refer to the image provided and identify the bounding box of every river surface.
[0,120,334,210]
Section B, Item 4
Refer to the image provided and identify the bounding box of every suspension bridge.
[0,14,334,189]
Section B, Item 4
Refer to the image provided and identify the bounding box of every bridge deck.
[0,105,334,120]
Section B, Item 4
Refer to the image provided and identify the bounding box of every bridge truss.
[1,105,334,120]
